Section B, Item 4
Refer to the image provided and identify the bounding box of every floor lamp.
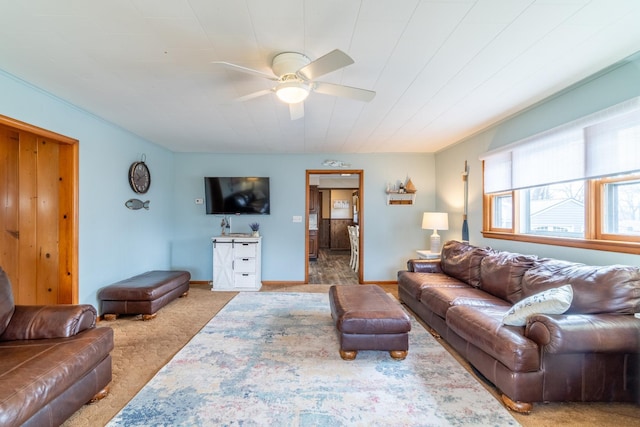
[422,212,449,255]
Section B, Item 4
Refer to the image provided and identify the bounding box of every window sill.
[481,231,640,255]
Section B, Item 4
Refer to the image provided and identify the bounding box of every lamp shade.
[422,212,449,231]
[276,81,310,104]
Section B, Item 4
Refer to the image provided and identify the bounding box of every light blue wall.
[0,71,176,308]
[171,153,436,282]
[1,69,436,310]
[435,52,640,267]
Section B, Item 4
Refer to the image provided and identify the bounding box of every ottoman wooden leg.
[103,314,117,321]
[390,350,408,360]
[340,350,357,360]
[142,313,157,321]
[88,385,110,403]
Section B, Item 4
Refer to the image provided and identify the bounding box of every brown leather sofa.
[0,267,114,427]
[398,240,640,413]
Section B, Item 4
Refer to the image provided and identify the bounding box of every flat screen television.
[204,177,270,215]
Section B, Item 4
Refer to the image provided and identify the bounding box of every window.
[600,175,640,241]
[518,181,584,239]
[481,97,640,254]
[491,193,512,230]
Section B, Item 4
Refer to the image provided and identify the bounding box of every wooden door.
[0,117,78,304]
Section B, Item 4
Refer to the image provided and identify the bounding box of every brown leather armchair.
[0,267,114,427]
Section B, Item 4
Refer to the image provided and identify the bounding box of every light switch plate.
[195,198,204,205]
[292,215,302,223]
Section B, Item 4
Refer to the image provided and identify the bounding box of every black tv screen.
[204,177,270,215]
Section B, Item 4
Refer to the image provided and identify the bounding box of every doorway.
[305,170,363,284]
[0,115,78,304]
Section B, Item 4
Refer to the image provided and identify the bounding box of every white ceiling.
[1,0,639,154]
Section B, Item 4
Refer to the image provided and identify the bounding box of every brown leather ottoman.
[99,270,190,320]
[329,284,411,360]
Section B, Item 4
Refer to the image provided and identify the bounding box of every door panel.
[0,126,20,298]
[18,132,38,304]
[36,138,60,305]
[0,117,77,305]
[57,143,75,304]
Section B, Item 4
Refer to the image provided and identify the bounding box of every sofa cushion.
[420,286,510,319]
[521,260,640,314]
[440,240,492,287]
[0,267,15,336]
[503,284,573,326]
[446,305,541,373]
[479,251,537,303]
[397,271,468,301]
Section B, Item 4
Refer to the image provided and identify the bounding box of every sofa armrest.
[407,259,443,273]
[525,313,640,354]
[0,304,97,341]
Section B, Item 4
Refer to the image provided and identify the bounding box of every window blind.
[483,151,511,193]
[585,108,640,178]
[480,96,640,193]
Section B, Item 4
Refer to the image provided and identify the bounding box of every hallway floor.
[309,248,358,285]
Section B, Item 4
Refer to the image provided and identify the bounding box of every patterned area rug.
[108,292,519,426]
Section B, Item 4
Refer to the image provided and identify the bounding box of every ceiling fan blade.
[212,61,278,81]
[314,82,376,102]
[289,102,304,120]
[235,88,273,102]
[297,49,354,80]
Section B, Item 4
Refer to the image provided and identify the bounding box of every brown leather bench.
[329,284,411,360]
[98,270,190,320]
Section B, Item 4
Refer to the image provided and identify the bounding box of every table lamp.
[422,212,449,254]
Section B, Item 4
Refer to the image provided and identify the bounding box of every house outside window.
[521,181,585,238]
[480,96,640,254]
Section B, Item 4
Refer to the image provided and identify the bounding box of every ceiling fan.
[212,49,376,120]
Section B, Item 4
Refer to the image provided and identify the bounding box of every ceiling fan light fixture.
[276,81,310,104]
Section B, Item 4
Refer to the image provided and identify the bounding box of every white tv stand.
[212,235,262,291]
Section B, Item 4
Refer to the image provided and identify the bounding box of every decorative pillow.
[502,284,573,326]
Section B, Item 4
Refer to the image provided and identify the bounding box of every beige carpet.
[63,284,640,427]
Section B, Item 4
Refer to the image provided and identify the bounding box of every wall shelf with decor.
[386,191,416,205]
[386,177,416,205]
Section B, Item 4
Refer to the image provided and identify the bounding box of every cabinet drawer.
[235,243,256,257]
[234,257,256,272]
[234,272,257,287]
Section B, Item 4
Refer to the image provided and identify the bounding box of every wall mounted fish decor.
[125,199,150,210]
